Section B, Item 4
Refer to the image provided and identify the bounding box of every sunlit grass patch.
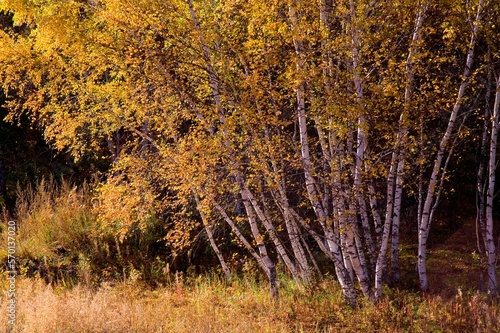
[1,277,499,333]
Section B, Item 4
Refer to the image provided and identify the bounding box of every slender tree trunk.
[241,195,279,297]
[289,5,356,299]
[484,74,500,294]
[376,1,430,297]
[476,59,492,279]
[290,208,357,307]
[391,157,404,283]
[391,0,430,285]
[338,215,355,282]
[375,147,397,298]
[212,200,262,263]
[300,229,322,276]
[212,199,277,290]
[368,183,383,244]
[347,0,375,303]
[242,60,312,284]
[344,222,374,302]
[275,181,312,283]
[288,5,328,222]
[240,184,301,283]
[188,0,282,296]
[417,0,484,292]
[194,195,231,280]
[358,194,376,270]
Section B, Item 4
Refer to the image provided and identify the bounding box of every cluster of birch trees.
[0,0,498,306]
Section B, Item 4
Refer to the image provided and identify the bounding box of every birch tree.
[417,0,485,292]
[483,74,499,294]
[374,1,431,298]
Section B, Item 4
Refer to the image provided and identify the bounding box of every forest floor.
[427,219,489,297]
[397,211,500,299]
[421,214,498,298]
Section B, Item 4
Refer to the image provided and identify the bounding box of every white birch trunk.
[368,183,383,244]
[288,6,328,223]
[345,217,375,302]
[476,66,493,281]
[289,6,355,298]
[358,193,376,270]
[375,147,397,298]
[300,232,322,276]
[240,61,311,285]
[417,0,484,291]
[275,181,312,283]
[290,208,357,307]
[391,0,430,286]
[376,1,430,298]
[240,184,301,282]
[391,157,404,283]
[476,131,487,259]
[189,0,282,296]
[212,200,270,276]
[240,196,279,297]
[348,0,375,302]
[484,75,500,294]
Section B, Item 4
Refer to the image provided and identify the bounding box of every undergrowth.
[1,178,499,332]
[0,276,499,333]
[0,177,171,287]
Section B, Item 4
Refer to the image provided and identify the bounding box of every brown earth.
[426,217,500,298]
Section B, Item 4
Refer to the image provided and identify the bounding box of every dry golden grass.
[2,277,296,333]
[1,276,499,333]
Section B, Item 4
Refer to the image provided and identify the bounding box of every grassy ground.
[1,273,499,333]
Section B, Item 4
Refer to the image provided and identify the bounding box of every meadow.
[1,274,500,333]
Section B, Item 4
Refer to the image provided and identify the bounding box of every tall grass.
[0,178,97,284]
[12,178,98,259]
[0,177,172,286]
[1,276,499,333]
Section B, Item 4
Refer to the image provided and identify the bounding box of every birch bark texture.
[484,75,499,294]
[417,0,485,292]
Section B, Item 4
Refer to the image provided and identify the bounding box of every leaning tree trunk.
[194,195,231,280]
[347,0,376,303]
[188,0,282,297]
[288,4,357,305]
[417,0,484,292]
[240,183,302,283]
[212,199,279,295]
